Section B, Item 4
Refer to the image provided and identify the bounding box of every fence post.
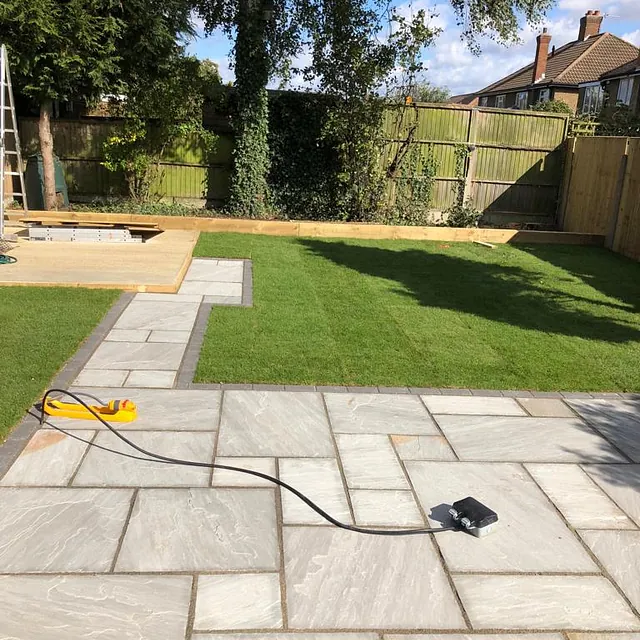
[463,108,478,203]
[557,136,576,229]
[609,137,631,251]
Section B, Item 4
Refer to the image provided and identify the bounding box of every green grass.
[194,233,640,392]
[0,287,120,441]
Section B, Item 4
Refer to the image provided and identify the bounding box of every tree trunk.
[39,100,57,210]
[229,0,270,218]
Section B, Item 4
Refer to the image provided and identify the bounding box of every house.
[448,93,479,106]
[474,11,639,114]
[599,52,640,114]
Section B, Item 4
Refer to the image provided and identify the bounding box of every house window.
[515,91,528,109]
[582,84,604,114]
[539,88,551,102]
[495,94,506,108]
[479,96,488,106]
[617,78,634,106]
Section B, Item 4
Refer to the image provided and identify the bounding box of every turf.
[194,233,640,392]
[0,287,120,441]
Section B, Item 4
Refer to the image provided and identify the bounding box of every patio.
[0,258,639,638]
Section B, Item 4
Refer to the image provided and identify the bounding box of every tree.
[0,0,121,210]
[392,82,450,104]
[529,99,573,114]
[195,0,555,218]
[1,0,196,210]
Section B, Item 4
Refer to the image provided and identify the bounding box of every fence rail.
[17,104,569,224]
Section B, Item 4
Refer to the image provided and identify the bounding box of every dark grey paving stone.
[439,388,472,396]
[470,389,504,397]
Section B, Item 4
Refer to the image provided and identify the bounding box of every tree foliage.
[529,99,573,113]
[597,105,640,137]
[102,58,219,201]
[196,0,555,219]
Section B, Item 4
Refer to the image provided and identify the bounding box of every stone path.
[1,258,640,638]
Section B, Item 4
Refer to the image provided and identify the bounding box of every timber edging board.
[7,210,604,245]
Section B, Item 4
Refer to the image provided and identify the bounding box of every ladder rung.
[4,171,21,176]
[3,129,15,133]
[4,192,25,197]
[4,150,18,155]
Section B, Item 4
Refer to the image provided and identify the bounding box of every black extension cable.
[37,388,459,537]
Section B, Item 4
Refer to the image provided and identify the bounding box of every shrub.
[442,200,482,227]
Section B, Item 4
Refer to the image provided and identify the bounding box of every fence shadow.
[299,239,640,343]
[518,244,640,313]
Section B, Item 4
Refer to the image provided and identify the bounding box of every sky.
[186,0,640,96]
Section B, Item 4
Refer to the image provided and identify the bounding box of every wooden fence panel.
[612,138,640,260]
[18,105,568,221]
[562,137,629,235]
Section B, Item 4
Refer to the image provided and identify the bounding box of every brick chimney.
[533,28,552,83]
[578,10,603,41]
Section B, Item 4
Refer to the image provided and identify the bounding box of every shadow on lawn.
[518,244,640,314]
[300,239,640,343]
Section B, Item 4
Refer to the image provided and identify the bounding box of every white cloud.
[622,29,640,45]
[422,11,582,95]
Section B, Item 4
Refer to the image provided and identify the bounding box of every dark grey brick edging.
[0,292,134,478]
[175,303,213,389]
[241,259,253,307]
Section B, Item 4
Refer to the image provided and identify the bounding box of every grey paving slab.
[336,434,409,490]
[148,330,191,343]
[324,393,438,435]
[569,398,640,462]
[134,292,203,303]
[0,429,94,486]
[583,464,640,527]
[179,280,243,296]
[106,329,150,342]
[453,574,640,631]
[390,434,457,460]
[518,397,576,417]
[196,636,378,640]
[580,529,640,612]
[186,260,244,282]
[73,431,215,486]
[114,300,199,332]
[406,461,597,573]
[279,458,352,525]
[85,341,186,371]
[435,415,627,462]
[0,488,132,572]
[387,635,564,640]
[59,388,221,430]
[115,488,278,571]
[526,463,635,529]
[73,368,128,387]
[284,526,466,629]
[212,457,277,487]
[124,369,176,388]
[0,575,192,640]
[350,490,423,526]
[217,391,334,457]
[194,573,282,630]
[422,395,526,415]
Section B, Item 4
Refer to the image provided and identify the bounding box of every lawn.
[0,287,120,441]
[194,233,640,392]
